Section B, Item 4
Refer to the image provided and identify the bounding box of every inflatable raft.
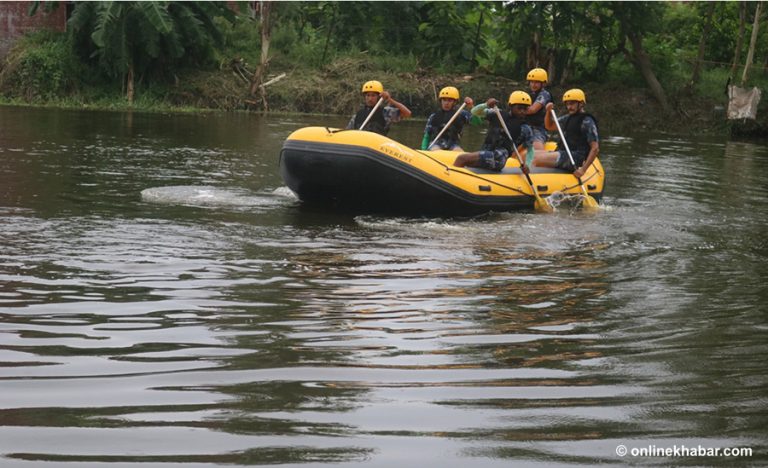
[280,127,604,215]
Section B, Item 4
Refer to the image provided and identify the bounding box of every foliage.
[6,0,768,114]
[66,1,235,86]
[0,31,83,100]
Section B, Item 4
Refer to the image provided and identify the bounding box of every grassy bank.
[0,31,764,137]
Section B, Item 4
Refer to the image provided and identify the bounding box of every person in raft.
[421,86,474,151]
[453,91,535,172]
[525,67,553,151]
[533,88,599,179]
[346,80,412,135]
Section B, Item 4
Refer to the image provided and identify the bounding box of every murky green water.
[1,106,766,466]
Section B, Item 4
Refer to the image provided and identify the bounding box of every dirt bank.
[1,49,762,137]
[171,57,758,137]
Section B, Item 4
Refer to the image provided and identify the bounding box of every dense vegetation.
[1,1,766,134]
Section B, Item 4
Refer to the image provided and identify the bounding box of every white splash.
[141,185,290,210]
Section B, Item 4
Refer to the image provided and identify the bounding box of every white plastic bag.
[727,85,762,120]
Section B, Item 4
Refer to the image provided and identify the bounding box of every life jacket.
[483,111,525,152]
[353,106,388,135]
[563,112,598,158]
[428,108,466,142]
[526,89,550,127]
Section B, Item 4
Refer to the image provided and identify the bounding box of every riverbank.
[1,51,763,137]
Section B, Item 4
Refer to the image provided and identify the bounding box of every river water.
[1,106,766,467]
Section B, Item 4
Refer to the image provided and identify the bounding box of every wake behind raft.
[279,127,605,216]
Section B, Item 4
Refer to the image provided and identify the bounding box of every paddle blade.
[534,196,554,213]
[581,194,600,211]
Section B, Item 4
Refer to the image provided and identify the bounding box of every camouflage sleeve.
[424,113,436,135]
[383,106,401,125]
[582,116,599,143]
[522,125,535,148]
[535,90,551,106]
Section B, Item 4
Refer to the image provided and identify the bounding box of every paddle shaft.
[549,109,589,190]
[359,97,385,131]
[428,102,467,149]
[494,108,552,212]
[494,108,536,188]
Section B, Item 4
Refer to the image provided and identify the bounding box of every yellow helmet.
[508,91,532,106]
[438,86,460,100]
[562,88,586,103]
[526,68,548,83]
[361,80,383,94]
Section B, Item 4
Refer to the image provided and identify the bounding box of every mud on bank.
[170,56,755,137]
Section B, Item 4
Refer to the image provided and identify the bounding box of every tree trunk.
[250,1,272,109]
[546,48,556,85]
[625,30,672,114]
[731,2,747,78]
[321,4,336,64]
[469,9,484,73]
[741,2,762,86]
[560,46,578,86]
[528,31,541,69]
[126,61,134,105]
[689,2,716,88]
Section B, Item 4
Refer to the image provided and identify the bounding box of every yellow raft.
[280,127,605,215]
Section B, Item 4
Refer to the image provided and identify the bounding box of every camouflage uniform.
[554,114,599,171]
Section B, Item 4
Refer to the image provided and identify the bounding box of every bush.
[0,31,83,101]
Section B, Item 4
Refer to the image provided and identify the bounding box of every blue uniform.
[346,106,403,134]
[528,89,552,143]
[472,104,534,171]
[424,109,472,150]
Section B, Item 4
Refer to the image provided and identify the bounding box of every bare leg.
[533,151,560,168]
[429,143,464,152]
[454,152,480,167]
[429,141,464,152]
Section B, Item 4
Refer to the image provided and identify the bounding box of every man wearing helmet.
[533,88,599,179]
[453,91,534,172]
[346,80,412,135]
[421,86,475,151]
[525,68,553,151]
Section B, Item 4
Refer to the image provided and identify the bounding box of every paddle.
[494,107,553,213]
[549,109,600,210]
[358,97,385,131]
[427,102,467,149]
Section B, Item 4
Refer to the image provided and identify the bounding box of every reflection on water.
[1,106,767,466]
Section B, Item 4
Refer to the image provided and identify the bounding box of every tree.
[688,2,716,89]
[67,1,234,104]
[250,1,272,106]
[741,2,763,85]
[416,3,477,69]
[731,2,748,79]
[611,2,673,114]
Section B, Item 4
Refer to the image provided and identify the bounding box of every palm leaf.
[184,2,230,45]
[91,2,123,48]
[137,1,173,35]
[67,2,96,34]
